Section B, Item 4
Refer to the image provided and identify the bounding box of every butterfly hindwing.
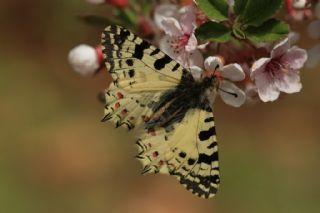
[102,83,164,130]
[136,107,219,198]
[101,25,220,198]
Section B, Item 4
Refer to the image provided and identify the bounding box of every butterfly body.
[146,71,217,130]
[101,25,220,198]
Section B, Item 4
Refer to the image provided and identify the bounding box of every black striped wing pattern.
[101,25,220,198]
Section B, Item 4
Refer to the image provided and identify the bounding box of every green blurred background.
[1,0,320,212]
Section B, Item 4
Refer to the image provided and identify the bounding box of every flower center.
[265,58,289,79]
[179,33,190,47]
[170,33,190,52]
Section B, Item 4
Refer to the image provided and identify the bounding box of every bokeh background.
[1,0,320,212]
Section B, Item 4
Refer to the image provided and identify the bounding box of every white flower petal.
[275,70,302,94]
[159,36,203,68]
[190,66,203,80]
[220,64,245,81]
[188,50,204,68]
[154,4,178,30]
[271,38,290,58]
[307,20,320,39]
[185,34,198,52]
[250,58,270,79]
[204,56,223,72]
[68,44,99,76]
[306,44,320,69]
[281,46,307,70]
[160,17,183,37]
[219,80,246,107]
[159,35,181,60]
[197,42,209,50]
[179,6,196,34]
[254,71,280,102]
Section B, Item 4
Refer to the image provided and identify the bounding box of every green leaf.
[233,27,246,40]
[195,21,232,42]
[142,0,152,16]
[115,8,137,27]
[245,19,289,43]
[234,0,247,15]
[232,18,246,39]
[196,0,229,22]
[234,0,284,26]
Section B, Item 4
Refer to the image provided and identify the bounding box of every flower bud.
[292,0,308,9]
[108,0,129,7]
[68,44,103,76]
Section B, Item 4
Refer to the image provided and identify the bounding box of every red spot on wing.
[117,92,124,99]
[158,160,164,166]
[142,115,150,122]
[121,109,128,115]
[148,128,156,136]
[152,151,159,158]
[115,102,120,109]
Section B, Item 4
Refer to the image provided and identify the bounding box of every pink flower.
[190,56,246,107]
[155,6,204,67]
[251,38,308,102]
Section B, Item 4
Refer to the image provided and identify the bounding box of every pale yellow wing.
[101,25,186,129]
[101,25,185,93]
[101,25,220,198]
[136,107,220,198]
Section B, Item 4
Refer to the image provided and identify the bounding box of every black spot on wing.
[126,59,134,66]
[133,40,150,60]
[207,141,217,149]
[198,152,218,165]
[188,158,196,165]
[198,127,216,141]
[115,27,130,48]
[150,48,160,56]
[204,117,214,123]
[172,63,180,72]
[179,152,187,158]
[128,69,135,78]
[154,55,172,70]
[174,171,219,198]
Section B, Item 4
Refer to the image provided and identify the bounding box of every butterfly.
[101,25,220,198]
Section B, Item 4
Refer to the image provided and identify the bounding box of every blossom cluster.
[68,0,320,107]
